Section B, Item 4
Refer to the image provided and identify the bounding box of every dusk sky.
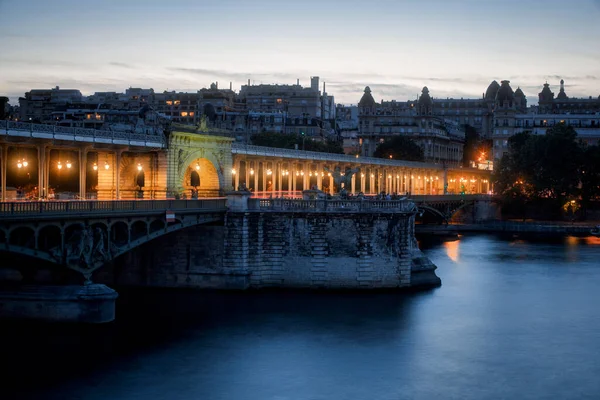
[1,0,600,105]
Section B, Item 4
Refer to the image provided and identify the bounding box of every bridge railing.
[248,198,417,213]
[0,120,166,148]
[0,198,227,216]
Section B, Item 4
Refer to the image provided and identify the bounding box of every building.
[152,91,198,125]
[335,105,359,154]
[491,80,600,160]
[357,86,465,166]
[19,86,83,122]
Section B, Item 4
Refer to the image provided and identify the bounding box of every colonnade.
[231,156,491,197]
[0,143,164,201]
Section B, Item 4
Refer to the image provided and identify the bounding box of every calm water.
[3,234,600,400]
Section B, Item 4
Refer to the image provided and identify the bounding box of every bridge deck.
[0,199,227,220]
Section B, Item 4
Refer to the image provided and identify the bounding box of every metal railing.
[0,120,166,148]
[248,198,417,213]
[0,198,227,217]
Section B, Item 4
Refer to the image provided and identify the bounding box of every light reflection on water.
[2,234,600,400]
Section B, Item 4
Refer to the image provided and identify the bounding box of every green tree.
[373,136,424,162]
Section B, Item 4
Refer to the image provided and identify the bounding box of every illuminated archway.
[182,158,220,197]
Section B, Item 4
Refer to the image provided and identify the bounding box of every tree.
[373,136,424,162]
[250,132,343,154]
[461,124,479,167]
[492,124,585,219]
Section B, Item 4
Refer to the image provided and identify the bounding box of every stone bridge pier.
[221,191,441,290]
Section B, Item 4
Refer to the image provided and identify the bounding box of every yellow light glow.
[136,163,142,171]
[104,162,110,170]
[93,163,98,171]
[66,161,72,169]
[232,168,236,175]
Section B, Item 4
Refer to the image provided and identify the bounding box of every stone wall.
[223,212,415,289]
[96,209,439,291]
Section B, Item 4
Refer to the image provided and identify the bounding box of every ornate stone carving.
[58,225,110,283]
[323,166,360,193]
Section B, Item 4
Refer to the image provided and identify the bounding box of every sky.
[1,0,600,105]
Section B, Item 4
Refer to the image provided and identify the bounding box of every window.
[181,112,188,117]
[166,100,173,106]
[189,112,195,117]
[174,100,181,105]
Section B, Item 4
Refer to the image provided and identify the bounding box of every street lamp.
[57,161,63,170]
[195,162,200,171]
[17,160,23,169]
[93,162,98,171]
[137,163,143,172]
[66,160,72,169]
[104,162,110,170]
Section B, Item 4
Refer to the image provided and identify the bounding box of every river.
[2,234,600,400]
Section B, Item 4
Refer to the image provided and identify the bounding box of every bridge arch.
[179,152,224,197]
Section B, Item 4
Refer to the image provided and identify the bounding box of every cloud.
[109,62,135,69]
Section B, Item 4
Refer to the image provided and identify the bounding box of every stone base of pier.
[0,284,118,323]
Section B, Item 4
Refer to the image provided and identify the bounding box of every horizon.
[1,0,600,106]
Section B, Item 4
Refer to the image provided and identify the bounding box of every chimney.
[230,82,232,90]
[248,79,251,86]
[216,81,218,89]
[297,79,300,85]
[323,82,326,94]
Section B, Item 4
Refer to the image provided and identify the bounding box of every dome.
[538,83,554,102]
[495,80,514,103]
[418,86,433,107]
[514,87,525,97]
[485,80,500,100]
[358,86,376,108]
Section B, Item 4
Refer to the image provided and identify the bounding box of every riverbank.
[416,220,598,237]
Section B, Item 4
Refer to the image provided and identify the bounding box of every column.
[316,163,322,190]
[351,171,356,194]
[443,168,448,195]
[234,158,240,191]
[253,161,259,193]
[116,151,122,199]
[45,147,51,198]
[303,162,308,190]
[262,161,267,195]
[38,144,45,199]
[79,148,87,199]
[1,145,6,202]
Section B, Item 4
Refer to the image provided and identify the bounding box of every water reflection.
[444,239,460,262]
[3,233,600,400]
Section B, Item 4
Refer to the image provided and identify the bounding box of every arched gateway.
[167,129,234,198]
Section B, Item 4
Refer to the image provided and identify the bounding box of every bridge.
[0,198,226,283]
[1,121,492,202]
[0,121,493,323]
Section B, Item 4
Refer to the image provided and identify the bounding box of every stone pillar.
[45,147,51,198]
[79,148,87,199]
[1,144,7,202]
[234,158,240,191]
[316,163,322,190]
[37,145,43,199]
[351,172,356,194]
[116,151,122,199]
[253,161,259,193]
[443,168,448,195]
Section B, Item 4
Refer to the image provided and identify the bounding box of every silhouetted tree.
[373,136,424,162]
